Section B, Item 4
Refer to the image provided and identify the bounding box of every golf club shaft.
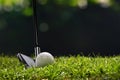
[32,0,39,47]
[34,47,40,57]
[32,0,40,57]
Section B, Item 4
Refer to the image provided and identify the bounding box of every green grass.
[0,55,120,80]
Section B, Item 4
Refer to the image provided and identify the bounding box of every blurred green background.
[0,0,120,56]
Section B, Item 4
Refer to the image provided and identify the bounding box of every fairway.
[0,55,120,80]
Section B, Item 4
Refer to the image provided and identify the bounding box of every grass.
[0,55,120,80]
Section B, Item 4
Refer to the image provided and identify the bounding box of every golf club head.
[17,53,35,68]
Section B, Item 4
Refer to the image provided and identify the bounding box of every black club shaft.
[32,0,39,47]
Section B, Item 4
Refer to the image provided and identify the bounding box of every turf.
[0,55,120,80]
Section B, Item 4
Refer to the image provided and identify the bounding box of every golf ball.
[36,52,54,67]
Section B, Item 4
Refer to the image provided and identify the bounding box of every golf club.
[17,0,54,68]
[17,0,39,68]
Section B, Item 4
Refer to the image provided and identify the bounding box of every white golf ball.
[36,52,54,67]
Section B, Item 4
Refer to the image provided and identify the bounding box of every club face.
[17,53,35,68]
